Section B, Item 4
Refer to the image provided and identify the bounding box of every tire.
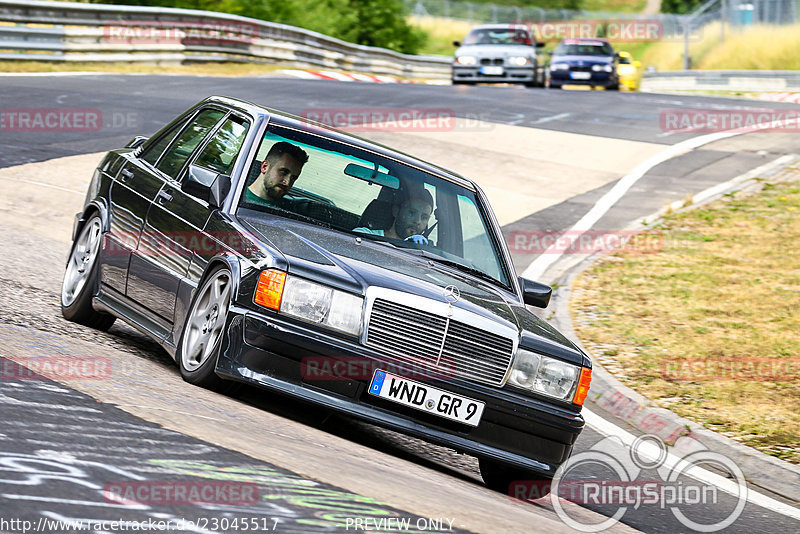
[61,215,116,331]
[177,265,240,394]
[549,83,562,90]
[479,458,553,499]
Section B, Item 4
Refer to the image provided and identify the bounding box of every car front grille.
[570,65,592,72]
[365,298,514,387]
[480,58,504,65]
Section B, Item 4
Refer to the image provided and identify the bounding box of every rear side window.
[156,108,225,180]
[194,116,250,175]
[140,119,186,167]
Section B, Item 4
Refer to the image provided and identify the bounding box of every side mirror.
[519,277,552,308]
[183,164,230,209]
[452,40,461,47]
[535,42,545,48]
[547,50,553,56]
[634,60,642,68]
[614,52,620,59]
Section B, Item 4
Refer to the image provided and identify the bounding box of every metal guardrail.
[0,0,451,78]
[642,70,800,92]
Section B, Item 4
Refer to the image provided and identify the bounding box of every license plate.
[368,370,484,426]
[570,71,591,80]
[480,66,504,76]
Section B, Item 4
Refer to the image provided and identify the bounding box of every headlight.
[455,56,477,66]
[508,348,585,402]
[550,63,569,71]
[254,270,363,336]
[508,56,531,66]
[592,64,613,72]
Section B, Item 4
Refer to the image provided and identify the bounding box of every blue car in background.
[548,38,620,90]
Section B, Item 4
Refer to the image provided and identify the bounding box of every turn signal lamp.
[573,367,592,406]
[254,269,286,310]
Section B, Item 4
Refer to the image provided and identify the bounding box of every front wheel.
[177,265,239,393]
[61,215,116,331]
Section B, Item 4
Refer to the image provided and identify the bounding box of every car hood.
[240,215,581,358]
[455,44,535,58]
[552,54,612,65]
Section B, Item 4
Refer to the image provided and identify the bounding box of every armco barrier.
[0,0,451,78]
[642,70,800,93]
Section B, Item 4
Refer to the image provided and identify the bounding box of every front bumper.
[550,70,614,86]
[452,65,536,84]
[215,305,585,477]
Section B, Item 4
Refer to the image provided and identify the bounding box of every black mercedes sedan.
[61,96,592,492]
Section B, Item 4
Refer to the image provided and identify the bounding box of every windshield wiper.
[403,248,505,288]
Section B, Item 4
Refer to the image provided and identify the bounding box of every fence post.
[683,19,691,70]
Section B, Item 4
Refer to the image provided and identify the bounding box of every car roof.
[203,95,477,192]
[469,24,530,32]
[560,38,611,45]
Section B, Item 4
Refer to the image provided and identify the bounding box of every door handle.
[119,169,134,182]
[156,189,173,204]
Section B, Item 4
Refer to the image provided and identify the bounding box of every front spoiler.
[214,306,585,477]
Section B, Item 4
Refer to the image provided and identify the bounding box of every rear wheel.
[61,215,116,331]
[479,458,553,499]
[177,265,240,394]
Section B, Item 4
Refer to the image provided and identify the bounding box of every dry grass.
[583,0,648,13]
[571,165,800,463]
[635,21,800,71]
[409,16,472,56]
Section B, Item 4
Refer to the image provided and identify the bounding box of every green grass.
[571,164,800,464]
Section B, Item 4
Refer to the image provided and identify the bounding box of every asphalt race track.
[1,74,799,533]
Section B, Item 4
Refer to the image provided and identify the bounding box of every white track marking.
[583,408,800,522]
[521,129,752,281]
[532,113,571,125]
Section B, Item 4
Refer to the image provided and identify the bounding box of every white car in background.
[452,24,546,87]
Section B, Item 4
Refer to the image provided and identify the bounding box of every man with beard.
[354,188,434,245]
[246,141,309,206]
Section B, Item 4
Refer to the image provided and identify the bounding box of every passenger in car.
[245,141,309,207]
[354,188,434,244]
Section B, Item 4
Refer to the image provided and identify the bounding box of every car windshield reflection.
[237,125,510,288]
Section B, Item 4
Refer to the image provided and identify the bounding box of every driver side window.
[194,116,250,176]
[156,108,225,180]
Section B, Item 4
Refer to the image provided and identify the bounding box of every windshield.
[463,28,532,46]
[555,42,614,56]
[237,124,511,288]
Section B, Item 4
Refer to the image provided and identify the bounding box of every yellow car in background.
[617,51,642,91]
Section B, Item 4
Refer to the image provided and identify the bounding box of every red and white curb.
[277,69,449,85]
[278,69,400,83]
[752,92,800,104]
